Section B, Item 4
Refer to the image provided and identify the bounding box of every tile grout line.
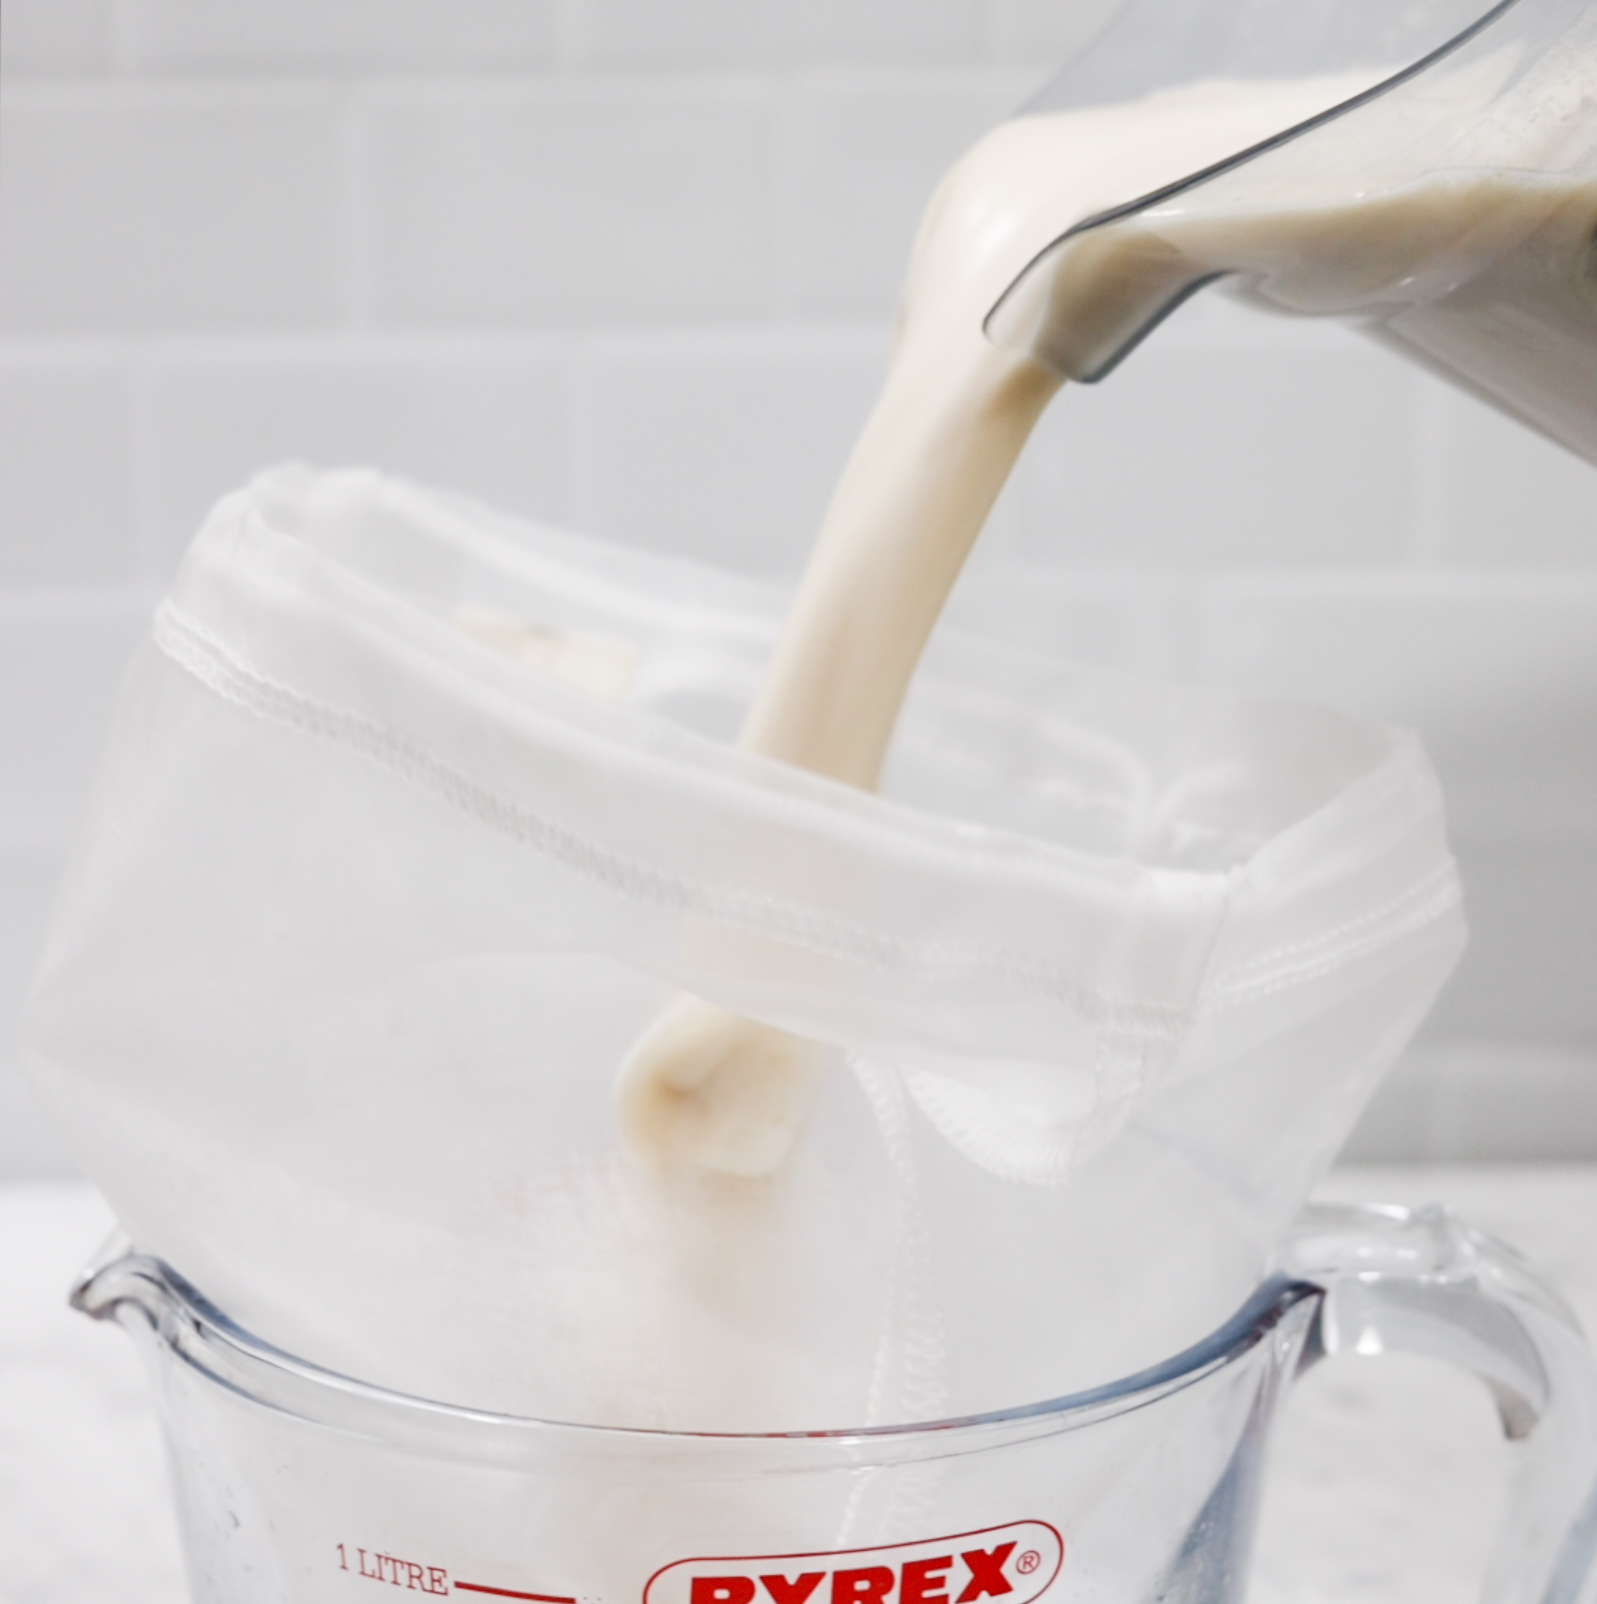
[108,0,141,77]
[770,80,803,320]
[552,0,589,75]
[127,344,165,583]
[339,86,375,333]
[546,337,582,528]
[563,335,601,535]
[1409,375,1452,569]
[974,0,1006,64]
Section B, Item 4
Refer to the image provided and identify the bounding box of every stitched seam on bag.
[153,601,1462,1030]
[1209,863,1460,993]
[153,602,1187,1036]
[1199,873,1462,1014]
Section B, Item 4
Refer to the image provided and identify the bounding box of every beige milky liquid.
[615,73,1597,1175]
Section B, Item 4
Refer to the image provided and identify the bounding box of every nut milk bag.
[24,465,1464,1430]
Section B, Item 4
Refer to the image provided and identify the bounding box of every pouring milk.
[617,62,1589,1178]
[614,75,1360,1173]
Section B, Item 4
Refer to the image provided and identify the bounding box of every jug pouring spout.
[986,0,1597,466]
[69,1233,212,1342]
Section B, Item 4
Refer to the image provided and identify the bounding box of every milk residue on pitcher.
[993,37,1597,449]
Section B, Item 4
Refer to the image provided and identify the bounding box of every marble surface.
[3,1166,1596,1604]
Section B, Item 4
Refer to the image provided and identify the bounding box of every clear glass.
[73,1203,1597,1603]
[987,0,1597,465]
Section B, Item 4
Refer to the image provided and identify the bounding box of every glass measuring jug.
[988,0,1597,466]
[73,1202,1597,1604]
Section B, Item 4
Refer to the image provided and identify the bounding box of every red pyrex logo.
[643,1522,1063,1604]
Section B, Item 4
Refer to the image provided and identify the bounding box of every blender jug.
[986,0,1597,466]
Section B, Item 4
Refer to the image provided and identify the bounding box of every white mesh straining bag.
[24,465,1464,1430]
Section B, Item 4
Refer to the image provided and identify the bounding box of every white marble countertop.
[5,1165,1596,1604]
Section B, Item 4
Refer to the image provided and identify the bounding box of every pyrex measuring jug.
[987,0,1597,465]
[73,1202,1597,1603]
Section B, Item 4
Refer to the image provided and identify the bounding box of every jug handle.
[1281,1202,1597,1604]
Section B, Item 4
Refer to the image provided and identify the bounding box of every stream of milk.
[613,76,1370,1172]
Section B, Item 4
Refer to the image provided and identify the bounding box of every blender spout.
[984,0,1597,464]
[987,254,1227,384]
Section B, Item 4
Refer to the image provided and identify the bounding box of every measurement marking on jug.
[336,1544,579,1601]
[336,1543,450,1593]
[454,1587,577,1602]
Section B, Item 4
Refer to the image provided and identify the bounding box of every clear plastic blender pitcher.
[74,1203,1597,1603]
[988,0,1597,466]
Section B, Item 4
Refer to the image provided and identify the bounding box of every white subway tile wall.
[1197,573,1597,841]
[0,856,77,1175]
[570,325,886,571]
[131,0,561,74]
[0,85,348,332]
[994,319,1425,571]
[784,74,1037,314]
[0,0,118,78]
[1,0,1594,1171]
[145,339,572,562]
[364,82,780,326]
[984,0,1132,63]
[574,0,984,68]
[0,594,156,849]
[1430,389,1597,566]
[0,355,137,584]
